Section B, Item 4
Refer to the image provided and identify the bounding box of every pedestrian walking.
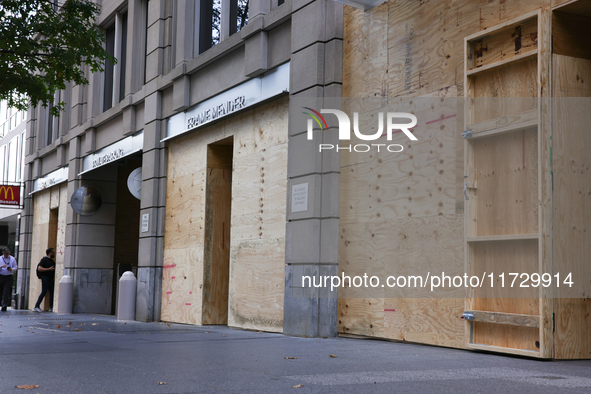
[33,248,56,313]
[0,247,17,311]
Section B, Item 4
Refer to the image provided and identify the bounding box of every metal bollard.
[57,275,74,314]
[117,271,137,321]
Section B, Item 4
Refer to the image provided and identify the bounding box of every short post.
[117,271,137,321]
[57,275,73,314]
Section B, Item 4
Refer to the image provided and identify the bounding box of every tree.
[0,0,114,116]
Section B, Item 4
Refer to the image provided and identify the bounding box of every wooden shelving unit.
[463,10,550,358]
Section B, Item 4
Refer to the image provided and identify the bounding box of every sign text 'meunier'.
[187,96,246,129]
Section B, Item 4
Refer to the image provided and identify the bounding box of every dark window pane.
[230,0,249,36]
[46,105,53,147]
[103,24,116,111]
[199,0,221,53]
[119,12,128,102]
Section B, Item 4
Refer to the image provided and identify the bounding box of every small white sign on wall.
[142,213,149,233]
[291,183,309,213]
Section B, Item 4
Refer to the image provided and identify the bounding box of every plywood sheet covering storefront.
[162,97,288,332]
[29,183,67,309]
[340,0,572,349]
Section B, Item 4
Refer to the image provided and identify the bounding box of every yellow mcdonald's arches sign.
[0,185,20,206]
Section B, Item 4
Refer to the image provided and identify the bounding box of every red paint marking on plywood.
[163,263,176,269]
[171,276,176,279]
[166,291,172,294]
[425,114,457,125]
[384,309,396,312]
[185,303,192,306]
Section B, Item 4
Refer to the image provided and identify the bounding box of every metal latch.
[462,312,474,321]
[461,129,473,138]
[463,175,469,200]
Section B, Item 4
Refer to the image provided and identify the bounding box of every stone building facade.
[20,0,344,337]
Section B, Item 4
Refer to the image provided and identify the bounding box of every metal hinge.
[462,311,474,321]
[461,129,473,138]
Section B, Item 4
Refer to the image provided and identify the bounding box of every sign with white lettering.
[32,166,69,194]
[80,131,143,175]
[164,63,290,142]
[142,213,149,233]
[291,183,309,213]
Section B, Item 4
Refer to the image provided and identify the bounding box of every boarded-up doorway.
[202,138,233,325]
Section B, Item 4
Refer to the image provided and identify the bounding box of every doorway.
[202,137,233,325]
[44,207,58,311]
[111,158,142,313]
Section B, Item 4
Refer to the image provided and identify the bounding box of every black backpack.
[36,262,42,279]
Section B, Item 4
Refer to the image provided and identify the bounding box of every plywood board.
[202,166,231,325]
[162,97,288,331]
[552,54,591,359]
[473,322,540,351]
[468,16,538,71]
[29,190,50,309]
[342,3,389,98]
[28,184,67,310]
[471,240,539,314]
[552,11,591,61]
[471,59,538,123]
[341,0,559,353]
[472,128,539,236]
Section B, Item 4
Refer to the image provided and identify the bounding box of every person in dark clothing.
[0,247,17,311]
[33,248,56,312]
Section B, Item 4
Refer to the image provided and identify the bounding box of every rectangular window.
[6,141,12,182]
[103,12,128,112]
[230,0,248,36]
[198,0,221,54]
[8,137,17,182]
[46,104,54,146]
[103,24,116,111]
[19,132,24,181]
[119,13,128,103]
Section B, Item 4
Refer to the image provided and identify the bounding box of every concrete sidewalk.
[1,310,590,393]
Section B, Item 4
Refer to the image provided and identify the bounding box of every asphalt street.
[1,310,590,393]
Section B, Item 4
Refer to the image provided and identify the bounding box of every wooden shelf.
[467,49,538,76]
[467,343,542,358]
[466,110,538,139]
[467,311,540,328]
[465,10,539,42]
[467,234,539,242]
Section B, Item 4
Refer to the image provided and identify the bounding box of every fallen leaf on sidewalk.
[167,323,171,327]
[329,354,337,358]
[57,325,62,329]
[222,334,228,337]
[157,382,166,385]
[91,323,98,326]
[293,384,304,388]
[284,357,299,359]
[15,385,39,389]
[205,331,210,333]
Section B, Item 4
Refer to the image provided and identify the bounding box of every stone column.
[283,0,343,338]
